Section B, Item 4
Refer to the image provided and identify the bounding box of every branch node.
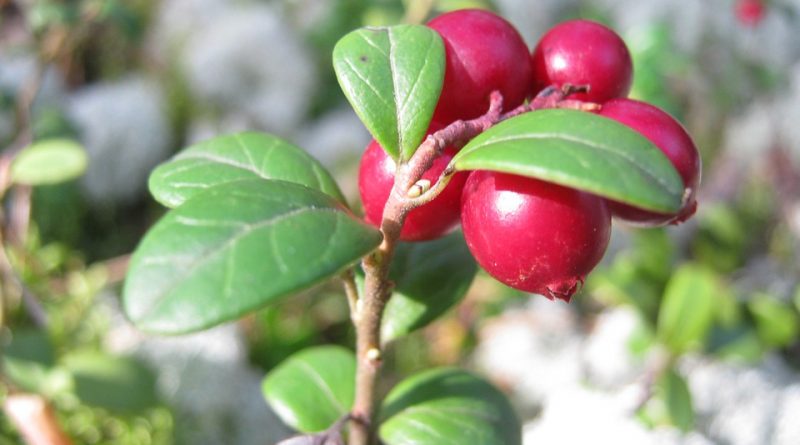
[406,179,431,198]
[366,348,381,363]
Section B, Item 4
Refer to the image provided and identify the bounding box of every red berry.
[359,139,468,242]
[531,19,632,103]
[735,0,765,27]
[599,98,701,226]
[461,171,611,301]
[427,9,533,123]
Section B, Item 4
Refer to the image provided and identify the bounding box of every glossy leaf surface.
[333,25,444,161]
[149,132,345,208]
[124,180,382,334]
[380,368,520,445]
[262,346,355,433]
[452,109,684,213]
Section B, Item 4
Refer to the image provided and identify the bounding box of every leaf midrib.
[459,132,680,198]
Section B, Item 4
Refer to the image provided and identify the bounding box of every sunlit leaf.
[124,180,382,334]
[452,109,684,213]
[11,139,87,186]
[333,25,444,161]
[149,132,345,208]
[262,346,355,433]
[380,368,520,445]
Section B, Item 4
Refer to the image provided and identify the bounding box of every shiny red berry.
[735,0,765,27]
[428,9,533,123]
[460,171,611,301]
[599,98,701,226]
[531,19,632,103]
[358,139,467,242]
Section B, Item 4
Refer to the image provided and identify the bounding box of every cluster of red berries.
[358,9,701,301]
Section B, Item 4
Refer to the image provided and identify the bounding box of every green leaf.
[10,139,87,186]
[148,132,346,208]
[452,109,684,213]
[1,330,55,393]
[708,326,764,363]
[262,346,355,433]
[657,264,719,353]
[333,25,444,161]
[660,368,694,432]
[123,180,382,334]
[380,368,521,445]
[748,293,799,348]
[62,351,158,413]
[380,231,477,342]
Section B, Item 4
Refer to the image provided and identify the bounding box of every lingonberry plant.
[123,9,698,445]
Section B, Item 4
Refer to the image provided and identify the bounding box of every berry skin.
[599,98,701,226]
[359,139,468,242]
[460,171,611,301]
[427,9,533,123]
[735,0,765,27]
[531,19,633,103]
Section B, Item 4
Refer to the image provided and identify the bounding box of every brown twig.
[3,393,73,445]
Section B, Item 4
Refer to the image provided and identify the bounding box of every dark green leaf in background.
[62,351,158,413]
[748,293,799,348]
[262,346,355,433]
[149,132,345,208]
[452,109,684,213]
[657,263,719,354]
[380,368,521,445]
[123,180,382,334]
[1,330,56,394]
[380,231,477,342]
[333,25,444,161]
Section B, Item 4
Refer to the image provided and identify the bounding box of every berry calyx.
[460,171,611,301]
[531,19,633,103]
[428,9,533,123]
[598,98,701,226]
[358,138,467,242]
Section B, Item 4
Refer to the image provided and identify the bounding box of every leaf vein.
[134,206,342,322]
[467,132,678,195]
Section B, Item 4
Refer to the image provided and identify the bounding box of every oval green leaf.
[380,368,521,445]
[380,231,477,342]
[149,132,345,208]
[262,346,355,433]
[657,263,719,353]
[452,109,684,213]
[62,351,158,413]
[11,139,88,186]
[660,368,694,432]
[123,180,382,334]
[748,293,799,348]
[333,25,444,161]
[1,330,56,394]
